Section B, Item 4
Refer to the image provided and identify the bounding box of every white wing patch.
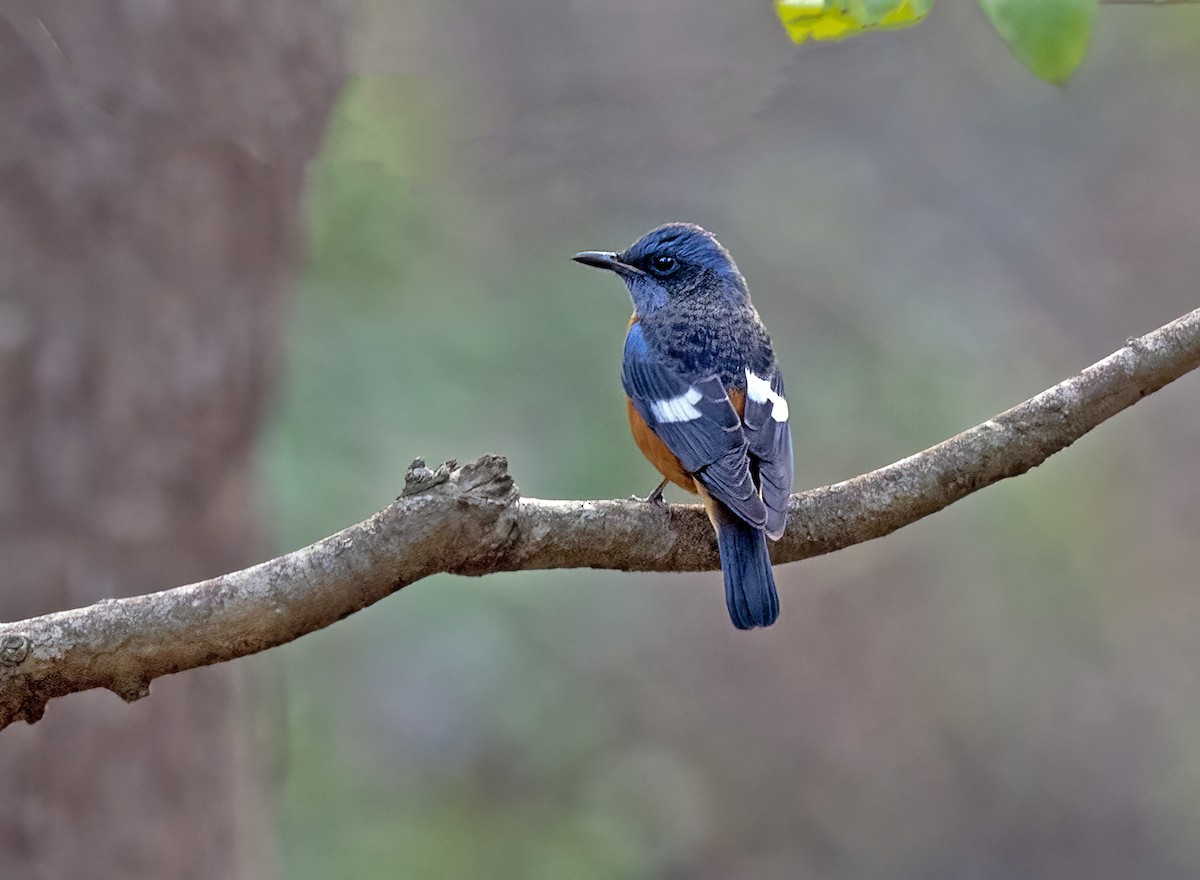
[650,386,704,423]
[745,369,789,422]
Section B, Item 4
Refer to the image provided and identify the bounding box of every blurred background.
[3,1,1200,878]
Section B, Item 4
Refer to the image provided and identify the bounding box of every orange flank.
[624,312,747,498]
[626,397,694,491]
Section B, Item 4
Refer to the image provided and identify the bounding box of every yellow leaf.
[775,0,936,44]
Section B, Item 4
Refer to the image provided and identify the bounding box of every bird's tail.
[714,507,780,630]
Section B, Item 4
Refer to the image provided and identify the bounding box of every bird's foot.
[638,479,669,507]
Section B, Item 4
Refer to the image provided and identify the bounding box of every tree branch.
[1,307,1198,731]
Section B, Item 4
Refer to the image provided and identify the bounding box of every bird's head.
[573,222,748,316]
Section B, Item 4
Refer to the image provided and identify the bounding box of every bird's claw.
[643,479,669,507]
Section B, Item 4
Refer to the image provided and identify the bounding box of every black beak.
[572,250,645,276]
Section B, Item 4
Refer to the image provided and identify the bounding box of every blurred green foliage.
[265,77,694,877]
[264,3,1200,876]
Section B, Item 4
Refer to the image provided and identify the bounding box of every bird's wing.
[742,368,793,540]
[622,326,767,529]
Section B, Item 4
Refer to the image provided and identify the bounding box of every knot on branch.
[0,635,30,667]
[450,455,520,575]
[394,454,521,576]
[451,454,516,502]
[401,454,517,505]
[401,457,456,496]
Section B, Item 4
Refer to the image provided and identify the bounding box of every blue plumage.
[743,369,793,541]
[714,502,780,630]
[622,350,767,530]
[574,223,794,630]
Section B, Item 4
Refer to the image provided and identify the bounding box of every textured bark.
[1,306,1197,732]
[0,2,342,877]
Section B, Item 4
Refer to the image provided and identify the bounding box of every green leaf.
[775,0,937,44]
[977,0,1097,85]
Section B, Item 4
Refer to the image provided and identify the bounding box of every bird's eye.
[650,255,679,275]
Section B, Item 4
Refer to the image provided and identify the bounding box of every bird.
[573,223,793,629]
